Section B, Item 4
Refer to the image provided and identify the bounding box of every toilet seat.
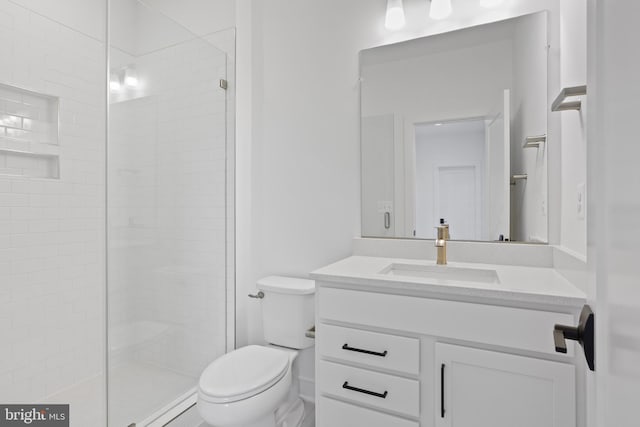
[198,345,290,404]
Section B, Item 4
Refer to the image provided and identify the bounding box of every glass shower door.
[107,1,231,425]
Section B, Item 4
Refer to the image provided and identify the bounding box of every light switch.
[577,183,586,219]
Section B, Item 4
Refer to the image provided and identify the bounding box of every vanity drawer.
[318,323,419,375]
[317,360,420,417]
[318,396,419,427]
[318,286,576,356]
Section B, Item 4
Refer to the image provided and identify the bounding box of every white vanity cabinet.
[435,343,575,427]
[315,285,578,427]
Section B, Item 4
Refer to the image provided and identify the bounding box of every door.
[434,165,479,240]
[435,343,575,427]
[485,89,510,241]
[107,7,232,426]
[413,118,486,239]
[588,2,640,427]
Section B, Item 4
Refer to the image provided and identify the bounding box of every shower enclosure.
[0,1,235,426]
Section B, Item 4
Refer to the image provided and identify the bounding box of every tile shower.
[0,1,234,426]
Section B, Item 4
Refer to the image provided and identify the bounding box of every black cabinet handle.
[342,381,388,399]
[441,363,446,418]
[342,343,388,357]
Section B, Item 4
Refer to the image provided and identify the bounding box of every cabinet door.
[435,343,575,427]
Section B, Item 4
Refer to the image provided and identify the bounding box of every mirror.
[361,12,548,242]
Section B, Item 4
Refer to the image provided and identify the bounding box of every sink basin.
[379,263,500,284]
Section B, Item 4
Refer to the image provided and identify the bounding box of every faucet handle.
[438,218,450,240]
[435,225,449,240]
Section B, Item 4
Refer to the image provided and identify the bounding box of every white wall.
[560,0,587,257]
[143,0,235,37]
[238,0,372,346]
[361,40,513,121]
[7,0,105,40]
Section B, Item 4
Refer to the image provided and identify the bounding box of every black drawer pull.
[441,363,446,418]
[342,381,388,399]
[342,343,388,357]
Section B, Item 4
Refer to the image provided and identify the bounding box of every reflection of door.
[413,119,486,239]
[485,89,510,241]
[361,115,395,236]
[434,166,478,240]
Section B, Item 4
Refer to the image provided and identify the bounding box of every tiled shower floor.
[46,361,195,427]
[46,374,105,427]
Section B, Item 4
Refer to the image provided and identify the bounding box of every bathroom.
[0,0,638,426]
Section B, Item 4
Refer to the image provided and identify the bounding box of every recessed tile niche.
[0,82,60,179]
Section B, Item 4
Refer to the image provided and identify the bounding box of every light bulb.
[385,0,406,30]
[109,74,121,91]
[429,0,452,20]
[124,68,138,88]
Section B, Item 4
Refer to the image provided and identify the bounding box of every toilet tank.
[257,276,315,349]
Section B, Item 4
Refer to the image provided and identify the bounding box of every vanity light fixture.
[385,0,406,30]
[429,0,452,20]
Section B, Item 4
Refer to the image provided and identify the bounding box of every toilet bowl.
[198,345,298,427]
[197,276,315,427]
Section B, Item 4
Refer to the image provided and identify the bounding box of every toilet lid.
[199,345,290,403]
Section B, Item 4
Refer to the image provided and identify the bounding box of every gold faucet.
[435,219,449,265]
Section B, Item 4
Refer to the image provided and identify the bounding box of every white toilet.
[198,276,315,427]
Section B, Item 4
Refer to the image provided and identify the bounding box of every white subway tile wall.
[0,0,106,418]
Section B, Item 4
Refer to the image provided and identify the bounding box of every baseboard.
[298,375,315,403]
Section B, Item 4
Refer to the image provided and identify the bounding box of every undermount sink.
[379,263,500,284]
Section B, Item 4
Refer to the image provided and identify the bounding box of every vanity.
[316,5,589,425]
[311,255,585,427]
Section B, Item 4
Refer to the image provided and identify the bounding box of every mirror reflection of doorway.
[435,165,479,240]
[414,119,485,240]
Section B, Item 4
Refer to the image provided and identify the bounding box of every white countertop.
[310,256,586,308]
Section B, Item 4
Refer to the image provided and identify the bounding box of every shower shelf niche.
[0,148,60,179]
[0,82,60,179]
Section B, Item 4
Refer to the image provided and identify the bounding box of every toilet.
[198,276,315,427]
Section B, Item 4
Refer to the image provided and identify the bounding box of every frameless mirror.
[361,12,548,242]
